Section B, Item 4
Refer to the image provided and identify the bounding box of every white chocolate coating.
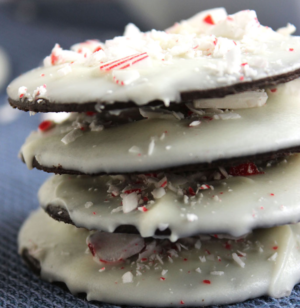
[21,87,300,174]
[7,9,300,106]
[19,209,300,306]
[39,155,300,240]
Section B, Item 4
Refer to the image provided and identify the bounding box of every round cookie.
[7,8,300,112]
[39,155,300,240]
[20,86,300,175]
[19,209,300,306]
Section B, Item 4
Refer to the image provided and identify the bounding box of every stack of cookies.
[7,8,300,306]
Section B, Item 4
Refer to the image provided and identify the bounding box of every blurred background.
[1,1,300,307]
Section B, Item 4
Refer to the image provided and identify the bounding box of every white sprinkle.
[210,271,224,276]
[187,213,198,222]
[129,146,141,154]
[195,240,201,250]
[122,192,138,213]
[232,253,245,268]
[213,113,241,120]
[218,166,228,178]
[152,187,166,199]
[57,211,62,215]
[122,271,133,283]
[161,269,168,276]
[195,267,201,273]
[156,254,164,265]
[136,270,142,276]
[189,120,201,127]
[61,129,83,145]
[148,139,155,156]
[237,250,246,257]
[160,133,166,140]
[166,145,172,150]
[259,247,264,253]
[268,252,278,262]
[183,195,189,204]
[99,267,106,273]
[85,201,93,209]
[111,206,123,214]
[199,256,206,263]
[168,256,173,263]
[213,195,220,202]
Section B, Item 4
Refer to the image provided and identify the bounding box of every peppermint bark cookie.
[39,155,300,240]
[7,8,300,112]
[19,209,300,307]
[20,84,300,175]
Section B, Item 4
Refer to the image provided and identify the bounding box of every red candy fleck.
[188,187,196,196]
[270,88,277,93]
[239,76,244,81]
[88,243,96,256]
[241,63,248,66]
[141,258,147,262]
[203,280,211,285]
[160,277,165,281]
[41,74,45,77]
[205,249,211,255]
[203,116,213,121]
[213,38,218,46]
[51,52,59,65]
[203,15,215,25]
[289,48,294,52]
[270,193,275,196]
[183,258,188,261]
[140,206,148,212]
[225,243,232,250]
[86,111,96,116]
[93,46,102,53]
[143,196,149,202]
[227,16,233,21]
[229,162,264,177]
[273,246,278,250]
[180,301,185,305]
[19,94,24,98]
[38,120,54,132]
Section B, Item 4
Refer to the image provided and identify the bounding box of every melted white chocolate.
[21,87,300,174]
[6,9,300,107]
[19,209,300,306]
[39,155,300,240]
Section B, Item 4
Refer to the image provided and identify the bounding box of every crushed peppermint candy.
[122,192,139,213]
[61,129,83,145]
[84,201,94,209]
[268,252,278,262]
[210,271,224,276]
[122,271,134,283]
[189,120,201,127]
[232,253,245,268]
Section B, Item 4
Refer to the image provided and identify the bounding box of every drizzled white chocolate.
[19,209,300,306]
[20,84,300,174]
[7,9,300,106]
[39,155,300,240]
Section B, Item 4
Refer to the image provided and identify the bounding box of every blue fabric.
[0,2,300,307]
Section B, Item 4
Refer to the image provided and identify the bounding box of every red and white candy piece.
[100,52,148,72]
[87,232,145,264]
[18,86,27,99]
